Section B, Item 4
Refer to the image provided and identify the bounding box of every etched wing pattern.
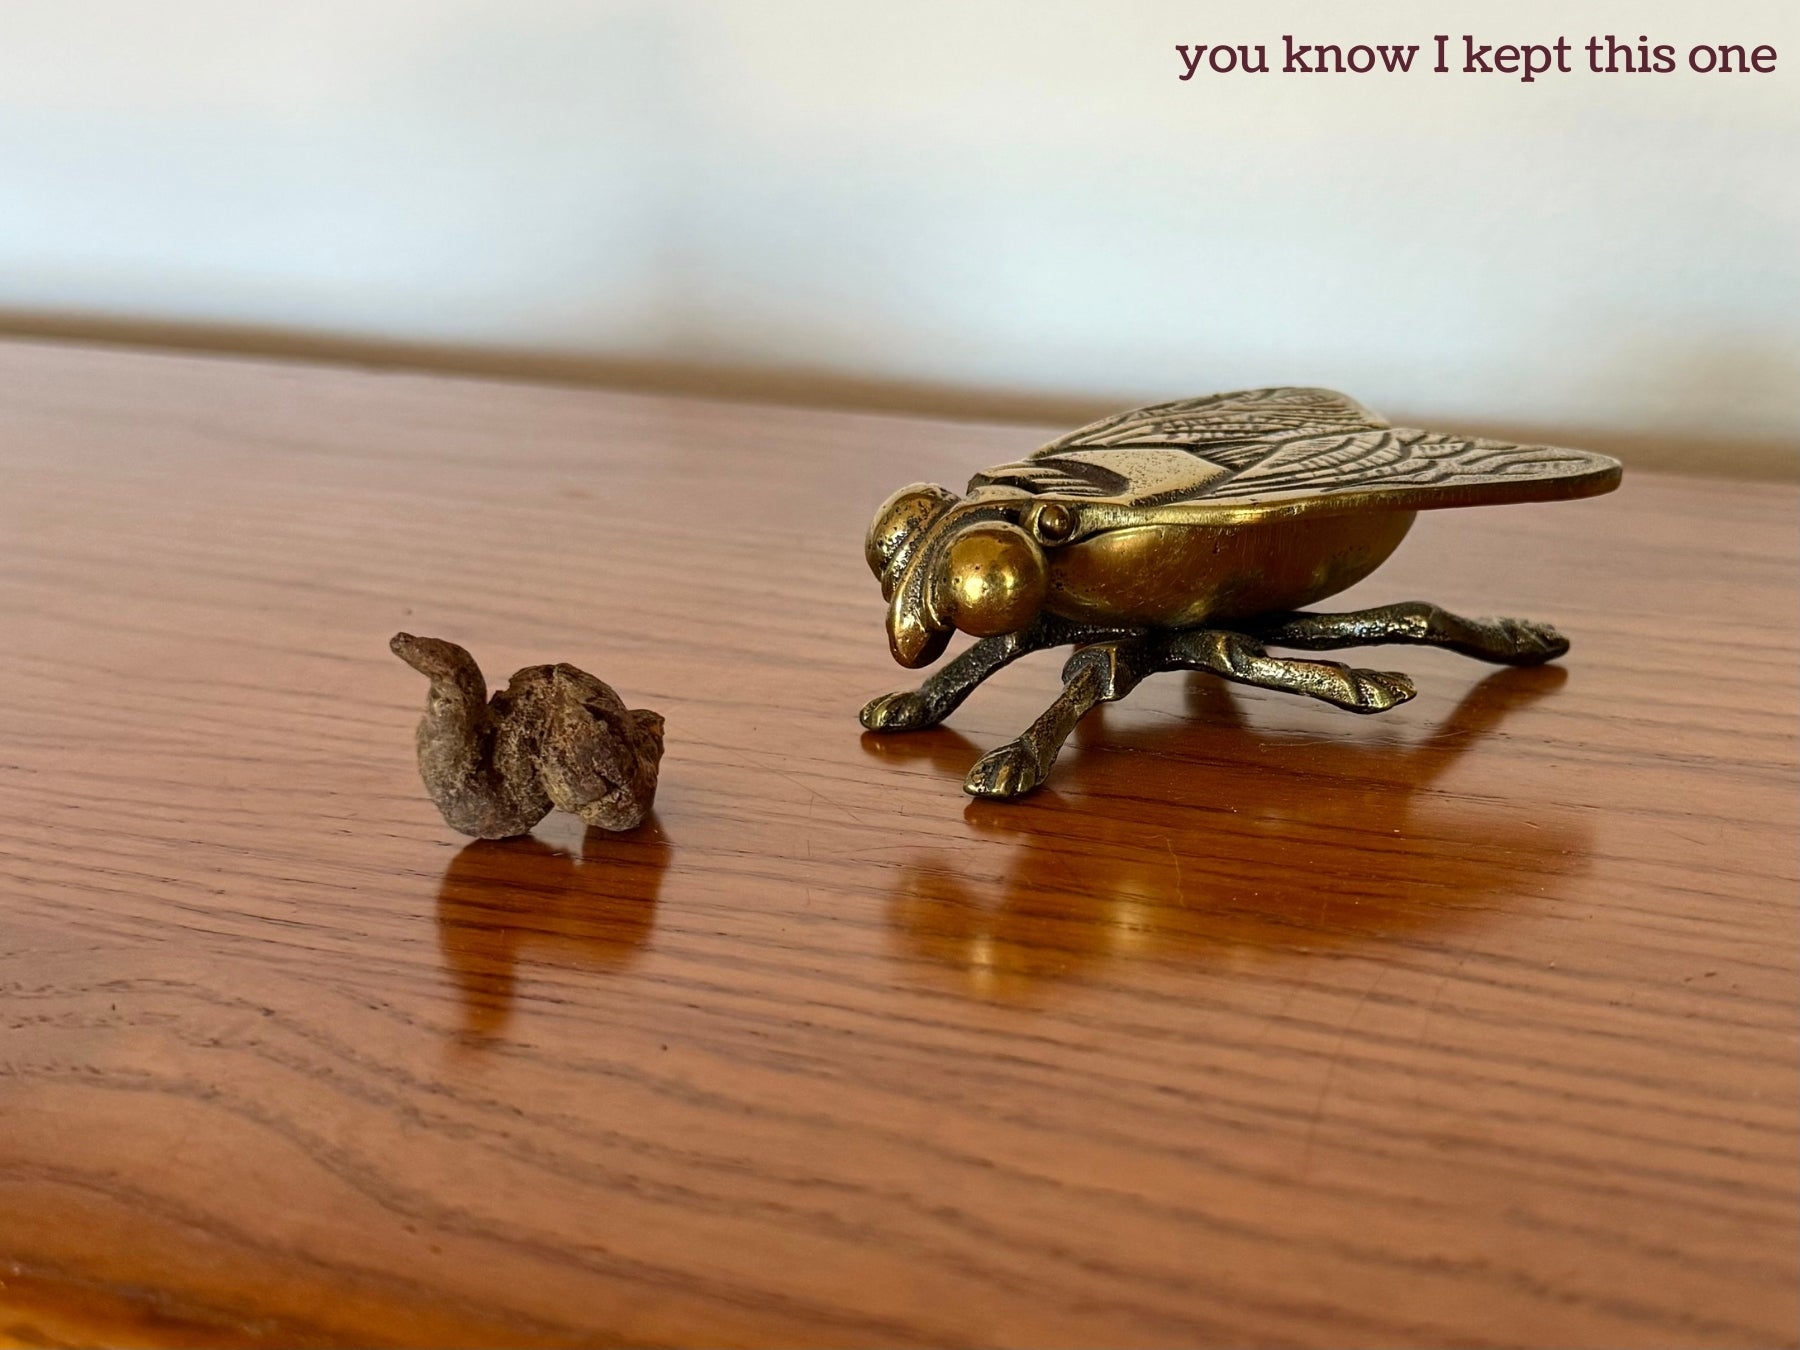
[1193,427,1616,509]
[1030,387,1387,456]
[970,387,1620,516]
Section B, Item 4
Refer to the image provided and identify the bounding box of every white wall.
[0,0,1794,455]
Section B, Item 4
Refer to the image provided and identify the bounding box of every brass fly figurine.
[859,387,1621,799]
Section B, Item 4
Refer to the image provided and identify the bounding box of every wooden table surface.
[1,340,1794,1348]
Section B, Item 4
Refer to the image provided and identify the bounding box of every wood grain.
[1,339,1794,1348]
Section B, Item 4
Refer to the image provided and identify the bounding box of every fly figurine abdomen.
[860,387,1621,799]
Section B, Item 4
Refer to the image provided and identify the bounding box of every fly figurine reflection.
[861,387,1621,798]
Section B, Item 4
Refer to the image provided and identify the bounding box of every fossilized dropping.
[391,633,665,839]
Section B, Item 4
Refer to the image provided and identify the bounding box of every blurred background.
[0,0,1794,474]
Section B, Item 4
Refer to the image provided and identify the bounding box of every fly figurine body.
[860,387,1621,798]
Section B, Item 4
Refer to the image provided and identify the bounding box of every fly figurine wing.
[968,387,1621,528]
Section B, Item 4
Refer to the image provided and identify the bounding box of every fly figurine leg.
[964,636,1161,798]
[1248,602,1569,666]
[873,602,1564,802]
[963,627,1416,799]
[861,623,1058,733]
[861,616,1139,733]
[1158,630,1417,713]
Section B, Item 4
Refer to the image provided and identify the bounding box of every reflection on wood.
[879,670,1590,1002]
[436,826,670,1040]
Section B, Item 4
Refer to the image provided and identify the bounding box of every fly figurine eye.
[941,521,1047,638]
[858,386,1621,800]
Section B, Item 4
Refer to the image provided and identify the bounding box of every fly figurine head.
[859,387,1621,799]
[866,482,1063,666]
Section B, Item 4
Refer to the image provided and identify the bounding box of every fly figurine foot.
[858,387,1620,799]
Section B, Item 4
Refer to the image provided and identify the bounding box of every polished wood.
[5,314,1796,480]
[1,339,1794,1348]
